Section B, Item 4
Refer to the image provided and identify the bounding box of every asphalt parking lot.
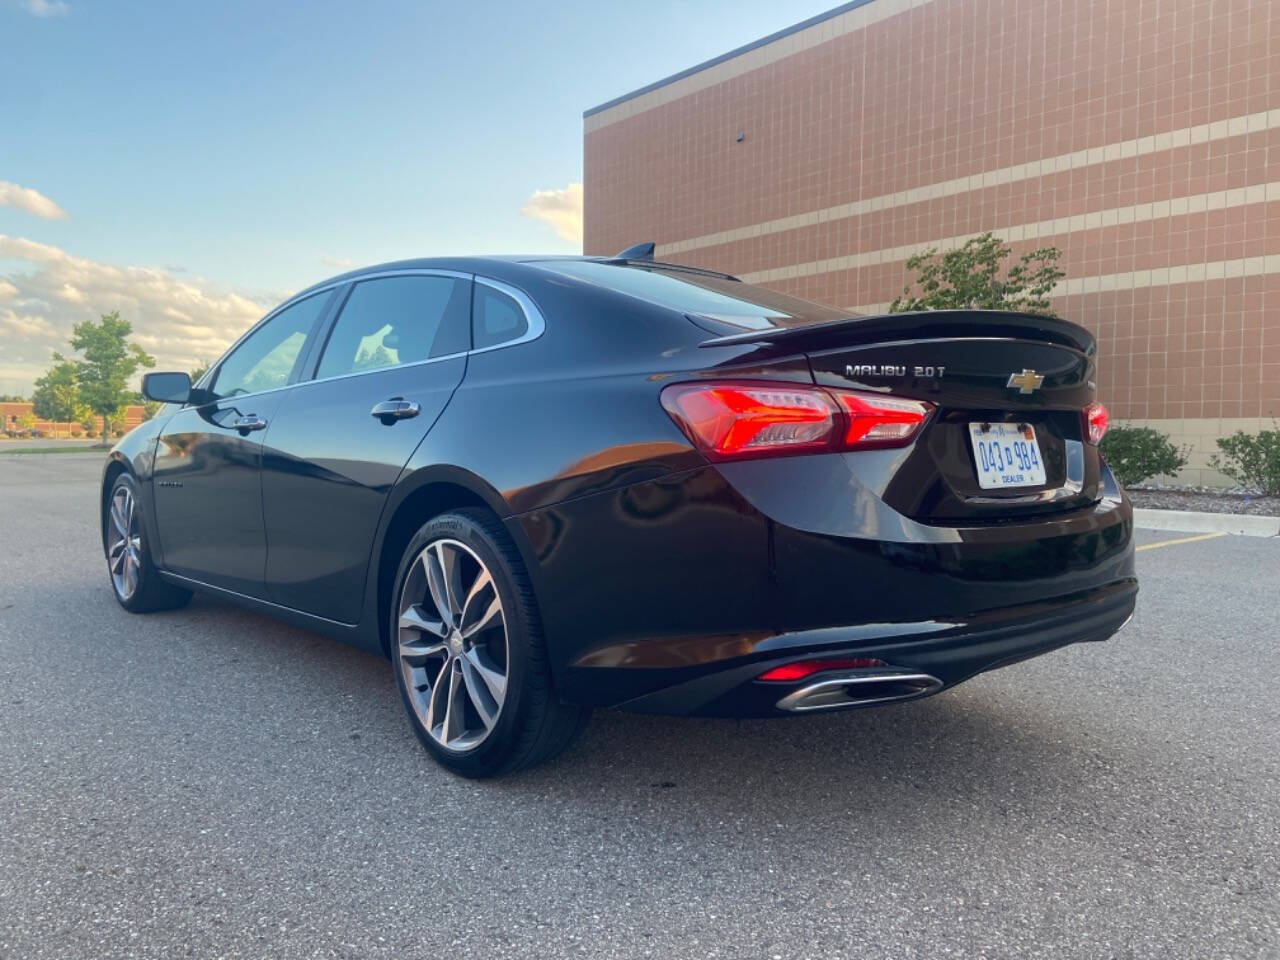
[1,454,1277,960]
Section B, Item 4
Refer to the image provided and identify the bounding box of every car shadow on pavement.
[147,595,1120,829]
[508,693,1113,820]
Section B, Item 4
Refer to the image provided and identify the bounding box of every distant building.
[584,0,1279,486]
[0,402,146,438]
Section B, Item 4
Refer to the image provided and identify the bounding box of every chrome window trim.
[192,269,545,405]
[290,348,471,391]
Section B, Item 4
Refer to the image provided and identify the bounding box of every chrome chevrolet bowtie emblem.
[1006,369,1045,394]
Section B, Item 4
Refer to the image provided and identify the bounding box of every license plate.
[968,422,1046,489]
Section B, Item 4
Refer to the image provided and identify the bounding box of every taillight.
[831,391,935,449]
[659,383,834,458]
[661,382,933,461]
[1084,401,1109,445]
[758,657,887,682]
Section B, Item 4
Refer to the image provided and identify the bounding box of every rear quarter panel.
[380,272,808,673]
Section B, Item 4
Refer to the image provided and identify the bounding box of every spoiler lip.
[694,308,1095,354]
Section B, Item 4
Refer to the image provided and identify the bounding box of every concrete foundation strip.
[1133,508,1280,538]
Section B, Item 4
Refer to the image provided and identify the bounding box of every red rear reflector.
[1084,401,1109,445]
[661,382,933,461]
[757,658,887,682]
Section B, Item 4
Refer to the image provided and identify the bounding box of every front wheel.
[105,473,192,613]
[391,509,589,777]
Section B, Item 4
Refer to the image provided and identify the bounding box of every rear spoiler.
[696,309,1096,355]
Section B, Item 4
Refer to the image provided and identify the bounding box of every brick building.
[583,0,1280,485]
[0,402,146,439]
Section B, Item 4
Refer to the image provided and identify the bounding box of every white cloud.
[321,255,355,270]
[55,282,85,303]
[520,182,582,247]
[21,0,68,15]
[0,234,272,395]
[0,180,69,220]
[0,307,55,338]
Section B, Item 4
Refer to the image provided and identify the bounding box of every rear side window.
[316,275,471,379]
[473,283,529,350]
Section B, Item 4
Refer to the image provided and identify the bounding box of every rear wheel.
[391,509,589,777]
[106,474,192,613]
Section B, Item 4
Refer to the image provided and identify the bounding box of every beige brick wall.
[1113,417,1278,487]
[585,0,1280,432]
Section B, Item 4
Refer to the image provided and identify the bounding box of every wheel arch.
[100,454,131,553]
[370,466,528,658]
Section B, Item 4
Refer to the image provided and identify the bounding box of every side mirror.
[141,371,193,404]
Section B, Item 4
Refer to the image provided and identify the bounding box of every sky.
[0,0,838,396]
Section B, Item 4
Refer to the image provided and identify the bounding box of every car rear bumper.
[611,577,1136,716]
[510,457,1135,715]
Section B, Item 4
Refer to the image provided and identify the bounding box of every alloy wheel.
[107,485,142,601]
[397,538,509,752]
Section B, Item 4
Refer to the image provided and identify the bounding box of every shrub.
[1098,426,1188,487]
[1210,428,1280,496]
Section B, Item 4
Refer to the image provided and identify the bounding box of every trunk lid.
[696,310,1102,523]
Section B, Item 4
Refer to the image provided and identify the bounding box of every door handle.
[233,414,268,434]
[370,398,421,425]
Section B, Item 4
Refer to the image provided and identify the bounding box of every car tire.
[105,473,193,613]
[390,508,590,778]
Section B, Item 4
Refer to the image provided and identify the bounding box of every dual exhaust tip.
[770,666,943,713]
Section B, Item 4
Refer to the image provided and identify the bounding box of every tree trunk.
[100,414,110,447]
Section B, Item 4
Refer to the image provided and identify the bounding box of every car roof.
[289,254,736,302]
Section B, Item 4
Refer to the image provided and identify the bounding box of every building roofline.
[583,0,878,118]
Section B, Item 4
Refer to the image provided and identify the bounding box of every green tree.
[17,412,36,434]
[354,344,394,372]
[107,409,127,437]
[30,356,80,439]
[890,233,1066,317]
[189,362,210,385]
[67,312,155,447]
[75,403,96,437]
[138,393,163,421]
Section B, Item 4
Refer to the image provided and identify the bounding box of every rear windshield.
[533,260,847,331]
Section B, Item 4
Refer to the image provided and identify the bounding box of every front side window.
[211,291,331,398]
[473,282,529,350]
[315,275,471,379]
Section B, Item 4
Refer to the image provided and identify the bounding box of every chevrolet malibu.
[103,250,1136,777]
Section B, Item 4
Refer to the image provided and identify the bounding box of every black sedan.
[105,250,1136,777]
